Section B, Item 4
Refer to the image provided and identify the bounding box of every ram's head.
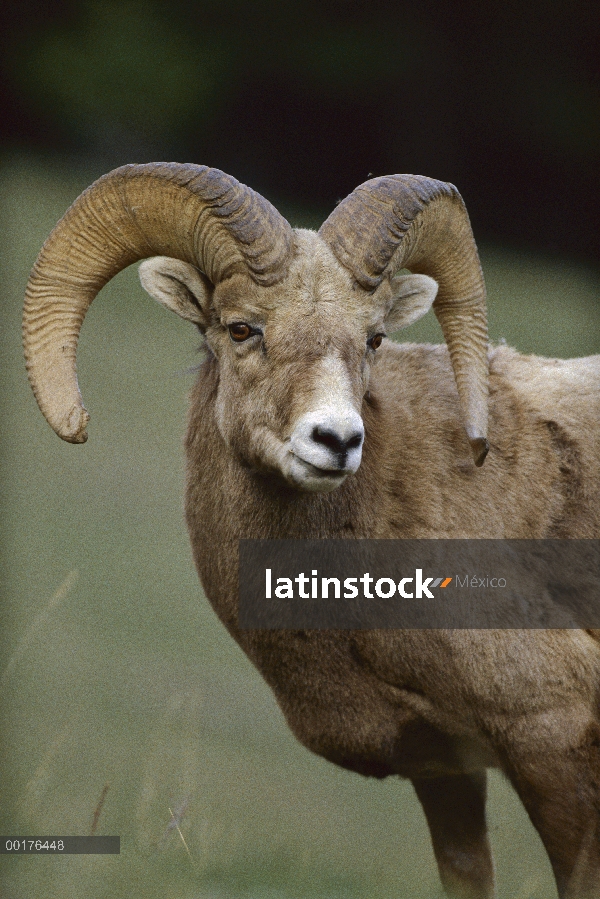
[23,164,489,492]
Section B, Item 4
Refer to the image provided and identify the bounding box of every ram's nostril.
[312,426,363,455]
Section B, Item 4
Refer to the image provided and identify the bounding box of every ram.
[24,164,600,899]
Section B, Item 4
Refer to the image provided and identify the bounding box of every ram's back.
[369,342,600,538]
[492,346,600,436]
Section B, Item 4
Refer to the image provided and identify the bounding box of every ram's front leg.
[503,713,600,899]
[412,771,495,899]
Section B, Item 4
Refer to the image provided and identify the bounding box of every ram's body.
[23,164,600,899]
[186,332,600,899]
[186,329,600,780]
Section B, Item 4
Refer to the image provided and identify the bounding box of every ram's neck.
[183,355,382,633]
[182,345,599,638]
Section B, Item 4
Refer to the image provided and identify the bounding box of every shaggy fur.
[177,240,600,898]
[24,166,600,898]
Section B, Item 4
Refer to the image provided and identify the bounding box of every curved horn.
[319,175,489,466]
[23,163,293,443]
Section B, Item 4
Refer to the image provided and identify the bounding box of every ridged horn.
[23,163,293,443]
[319,175,489,466]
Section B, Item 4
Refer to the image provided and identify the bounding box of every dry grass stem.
[1,570,78,687]
[90,782,111,836]
[169,808,194,864]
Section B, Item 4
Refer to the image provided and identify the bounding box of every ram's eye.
[368,334,384,350]
[229,323,254,342]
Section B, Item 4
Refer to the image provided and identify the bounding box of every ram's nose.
[310,423,364,460]
[288,407,365,490]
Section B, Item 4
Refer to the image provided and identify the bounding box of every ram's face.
[140,231,437,492]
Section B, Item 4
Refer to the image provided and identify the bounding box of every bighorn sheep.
[23,164,600,899]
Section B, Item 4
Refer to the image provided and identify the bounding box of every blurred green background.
[1,3,599,898]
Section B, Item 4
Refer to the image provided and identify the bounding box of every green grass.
[2,155,599,899]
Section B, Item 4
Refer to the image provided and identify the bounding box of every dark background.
[1,0,598,259]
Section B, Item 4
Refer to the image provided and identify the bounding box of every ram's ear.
[138,257,213,329]
[379,273,438,332]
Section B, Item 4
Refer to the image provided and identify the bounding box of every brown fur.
[174,232,600,898]
[26,167,600,896]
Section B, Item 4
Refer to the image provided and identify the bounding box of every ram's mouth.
[287,453,351,492]
[292,455,348,478]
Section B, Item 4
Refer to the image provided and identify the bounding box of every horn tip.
[470,436,489,467]
[58,405,90,444]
